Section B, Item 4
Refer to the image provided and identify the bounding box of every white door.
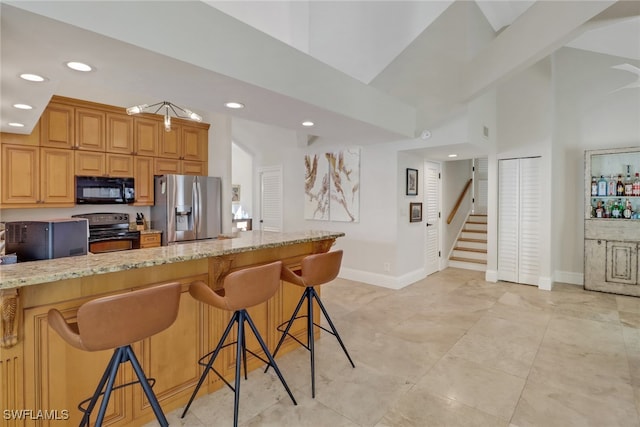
[473,158,488,214]
[258,166,283,232]
[497,157,541,285]
[424,161,441,276]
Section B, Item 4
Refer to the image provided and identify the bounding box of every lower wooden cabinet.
[136,233,161,249]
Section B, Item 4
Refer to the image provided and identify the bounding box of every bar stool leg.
[243,311,297,406]
[126,346,168,427]
[94,347,126,426]
[181,311,239,418]
[268,289,307,367]
[306,288,316,398]
[312,289,355,368]
[79,348,121,427]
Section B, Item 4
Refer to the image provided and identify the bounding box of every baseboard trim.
[554,270,583,286]
[485,269,498,283]
[339,267,426,290]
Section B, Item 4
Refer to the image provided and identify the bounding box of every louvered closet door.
[259,166,283,232]
[497,157,541,286]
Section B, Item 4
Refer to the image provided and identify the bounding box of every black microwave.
[76,176,135,204]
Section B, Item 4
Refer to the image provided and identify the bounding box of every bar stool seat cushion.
[48,282,181,352]
[281,250,343,288]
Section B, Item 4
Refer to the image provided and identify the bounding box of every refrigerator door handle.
[196,178,203,236]
[193,178,200,235]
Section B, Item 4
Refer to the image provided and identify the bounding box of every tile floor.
[146,268,640,426]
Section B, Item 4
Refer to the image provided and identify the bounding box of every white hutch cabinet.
[584,147,640,296]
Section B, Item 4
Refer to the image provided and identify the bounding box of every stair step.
[458,238,487,244]
[454,246,487,253]
[449,256,487,265]
[449,259,487,272]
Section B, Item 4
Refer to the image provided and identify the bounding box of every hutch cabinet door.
[606,241,638,285]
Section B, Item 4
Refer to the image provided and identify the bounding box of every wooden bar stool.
[181,261,297,427]
[47,282,182,427]
[268,250,355,397]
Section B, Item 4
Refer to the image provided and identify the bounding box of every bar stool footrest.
[78,377,156,414]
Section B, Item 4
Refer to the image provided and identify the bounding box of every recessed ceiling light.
[8,122,25,127]
[13,103,33,110]
[225,102,245,109]
[302,121,314,127]
[66,61,93,72]
[20,73,46,82]
[447,154,458,158]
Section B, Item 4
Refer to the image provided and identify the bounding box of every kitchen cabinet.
[134,156,154,206]
[584,147,640,296]
[40,102,74,148]
[1,144,74,207]
[75,152,133,177]
[154,158,207,176]
[106,113,134,154]
[158,124,207,162]
[75,107,105,151]
[137,232,162,248]
[134,117,159,157]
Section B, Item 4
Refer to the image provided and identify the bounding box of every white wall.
[231,142,253,218]
[552,47,640,282]
[489,57,553,287]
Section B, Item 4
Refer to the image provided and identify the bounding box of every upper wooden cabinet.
[159,124,181,159]
[182,126,207,161]
[134,117,160,157]
[106,113,134,154]
[75,108,105,151]
[134,156,154,206]
[1,144,74,207]
[40,102,74,148]
[158,124,207,161]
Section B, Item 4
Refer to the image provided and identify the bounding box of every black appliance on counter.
[72,213,140,254]
[76,176,135,204]
[4,218,88,262]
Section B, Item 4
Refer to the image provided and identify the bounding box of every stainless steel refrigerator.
[151,174,222,245]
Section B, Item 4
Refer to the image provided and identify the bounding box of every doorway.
[424,160,441,276]
[258,165,283,232]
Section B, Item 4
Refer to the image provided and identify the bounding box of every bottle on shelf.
[598,175,608,196]
[616,175,625,196]
[591,176,598,196]
[611,198,623,218]
[595,199,604,218]
[634,172,640,197]
[624,166,633,197]
[608,174,617,196]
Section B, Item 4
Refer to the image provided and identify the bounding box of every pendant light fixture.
[126,101,202,132]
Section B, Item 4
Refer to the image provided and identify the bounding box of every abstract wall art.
[304,148,360,222]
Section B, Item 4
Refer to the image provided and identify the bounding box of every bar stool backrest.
[189,261,282,311]
[290,250,343,287]
[48,282,181,352]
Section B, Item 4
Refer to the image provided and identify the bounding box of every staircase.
[449,214,487,272]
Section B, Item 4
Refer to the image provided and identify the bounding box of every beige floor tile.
[447,315,545,378]
[314,363,413,426]
[376,386,508,427]
[511,379,640,427]
[144,268,640,427]
[416,354,525,421]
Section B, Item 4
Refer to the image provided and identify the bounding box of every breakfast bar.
[0,230,343,426]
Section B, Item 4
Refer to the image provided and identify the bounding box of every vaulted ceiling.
[1,1,638,151]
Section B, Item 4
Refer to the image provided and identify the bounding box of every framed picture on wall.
[406,168,418,196]
[232,184,240,203]
[410,202,422,222]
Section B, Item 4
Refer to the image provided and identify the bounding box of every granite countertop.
[0,230,344,290]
